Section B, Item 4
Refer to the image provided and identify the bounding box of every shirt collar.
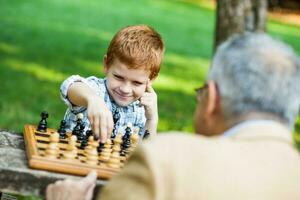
[223,120,287,137]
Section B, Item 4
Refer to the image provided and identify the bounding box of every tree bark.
[214,0,268,51]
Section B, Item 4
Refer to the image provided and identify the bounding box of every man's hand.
[46,171,97,200]
[87,96,114,143]
[140,81,158,122]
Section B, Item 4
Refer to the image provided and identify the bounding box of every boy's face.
[104,58,151,107]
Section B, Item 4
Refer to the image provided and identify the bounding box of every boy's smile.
[104,58,151,107]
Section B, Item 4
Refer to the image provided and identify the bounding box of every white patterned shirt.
[60,75,146,138]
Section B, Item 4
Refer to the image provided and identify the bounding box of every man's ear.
[103,55,108,74]
[206,80,220,116]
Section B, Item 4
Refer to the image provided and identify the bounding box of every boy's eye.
[133,81,143,86]
[114,74,124,80]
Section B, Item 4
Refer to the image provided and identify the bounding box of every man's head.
[103,25,164,107]
[194,33,300,136]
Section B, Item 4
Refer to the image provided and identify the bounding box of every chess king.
[59,25,165,143]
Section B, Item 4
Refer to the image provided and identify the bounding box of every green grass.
[0,0,299,135]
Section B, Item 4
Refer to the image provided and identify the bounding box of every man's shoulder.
[140,132,230,161]
[144,132,226,149]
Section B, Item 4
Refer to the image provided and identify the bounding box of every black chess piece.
[72,123,81,137]
[80,139,88,149]
[72,114,83,137]
[77,123,85,142]
[125,125,131,136]
[86,130,93,138]
[143,130,150,140]
[122,133,131,150]
[37,111,49,132]
[58,120,67,139]
[121,124,132,150]
[113,110,120,124]
[97,142,105,153]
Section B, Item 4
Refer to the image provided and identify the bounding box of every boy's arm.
[67,81,114,143]
[140,82,158,137]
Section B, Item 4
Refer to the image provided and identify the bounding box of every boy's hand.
[140,81,158,122]
[87,96,114,143]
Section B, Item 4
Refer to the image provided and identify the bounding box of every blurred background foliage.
[0,0,299,136]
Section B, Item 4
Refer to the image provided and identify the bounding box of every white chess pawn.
[63,135,78,160]
[45,132,60,159]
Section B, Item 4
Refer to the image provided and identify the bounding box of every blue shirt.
[60,75,146,138]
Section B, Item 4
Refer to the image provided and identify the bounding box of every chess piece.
[85,136,99,165]
[97,142,105,153]
[72,113,84,138]
[126,127,140,159]
[143,130,150,140]
[113,109,120,124]
[37,111,49,132]
[99,139,113,164]
[130,127,140,148]
[80,138,88,149]
[125,122,133,135]
[77,123,85,142]
[86,130,93,138]
[45,132,60,159]
[63,135,78,160]
[122,122,132,150]
[58,120,67,139]
[108,132,123,168]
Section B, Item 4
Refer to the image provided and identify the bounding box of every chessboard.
[23,123,139,179]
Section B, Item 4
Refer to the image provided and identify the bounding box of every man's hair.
[106,25,165,80]
[208,33,300,128]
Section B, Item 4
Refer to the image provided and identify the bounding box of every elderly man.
[47,33,300,200]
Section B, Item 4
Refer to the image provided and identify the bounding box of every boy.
[60,25,165,143]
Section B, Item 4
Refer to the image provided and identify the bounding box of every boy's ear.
[103,55,108,74]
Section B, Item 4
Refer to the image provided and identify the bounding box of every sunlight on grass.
[156,73,202,94]
[3,59,67,82]
[165,53,210,69]
[156,53,210,94]
[159,117,195,132]
[1,16,113,43]
[0,42,21,54]
[174,0,215,10]
[74,59,104,75]
[268,22,300,37]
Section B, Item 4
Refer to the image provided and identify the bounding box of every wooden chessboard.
[23,124,121,179]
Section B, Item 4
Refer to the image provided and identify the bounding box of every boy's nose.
[119,83,132,93]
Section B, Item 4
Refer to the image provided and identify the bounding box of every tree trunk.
[214,0,268,51]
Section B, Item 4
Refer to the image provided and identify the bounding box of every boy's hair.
[106,25,165,80]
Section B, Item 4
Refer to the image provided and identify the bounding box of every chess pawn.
[45,132,59,159]
[108,134,123,169]
[113,133,122,152]
[85,136,99,165]
[99,139,112,164]
[108,150,122,169]
[129,127,140,152]
[63,135,78,160]
[37,111,49,132]
[58,120,67,139]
